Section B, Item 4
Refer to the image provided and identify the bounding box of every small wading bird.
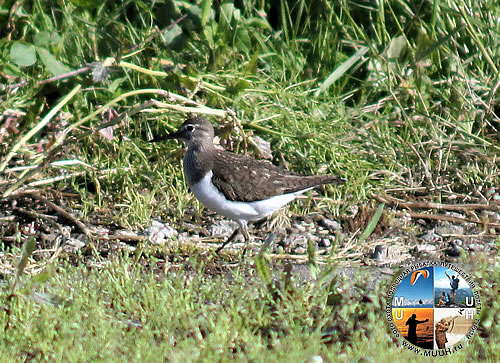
[152,117,345,253]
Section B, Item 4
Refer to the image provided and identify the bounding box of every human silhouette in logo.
[445,271,460,303]
[406,314,429,344]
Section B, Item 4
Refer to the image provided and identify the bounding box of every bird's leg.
[240,224,251,257]
[216,228,240,254]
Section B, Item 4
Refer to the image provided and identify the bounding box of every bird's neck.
[183,141,216,185]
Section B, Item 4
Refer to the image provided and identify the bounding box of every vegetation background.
[0,0,498,361]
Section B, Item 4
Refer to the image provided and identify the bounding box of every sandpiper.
[153,117,345,252]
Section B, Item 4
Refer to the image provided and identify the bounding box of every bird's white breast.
[188,172,311,224]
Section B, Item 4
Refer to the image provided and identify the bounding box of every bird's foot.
[215,228,240,254]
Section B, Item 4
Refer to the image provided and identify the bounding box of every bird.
[152,116,345,253]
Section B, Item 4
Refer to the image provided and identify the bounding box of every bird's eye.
[185,125,195,132]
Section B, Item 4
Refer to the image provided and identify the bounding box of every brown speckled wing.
[211,150,344,202]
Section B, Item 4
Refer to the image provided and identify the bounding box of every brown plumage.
[211,149,343,202]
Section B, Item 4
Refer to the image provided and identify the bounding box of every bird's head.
[152,117,215,148]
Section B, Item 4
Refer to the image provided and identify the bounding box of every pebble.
[146,220,177,244]
[294,246,306,254]
[318,217,342,232]
[445,240,461,257]
[371,245,387,260]
[318,238,331,248]
[419,229,443,243]
[209,220,238,236]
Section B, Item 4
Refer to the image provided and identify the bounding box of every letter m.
[394,296,405,306]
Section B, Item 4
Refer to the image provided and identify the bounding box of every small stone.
[435,223,464,236]
[416,243,438,253]
[209,220,238,236]
[64,235,87,252]
[372,245,387,260]
[288,233,307,245]
[318,238,331,248]
[306,232,320,243]
[309,355,323,363]
[318,217,342,232]
[146,220,177,244]
[294,246,306,254]
[419,229,443,243]
[446,240,461,257]
[293,223,307,233]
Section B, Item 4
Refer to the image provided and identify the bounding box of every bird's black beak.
[150,130,181,143]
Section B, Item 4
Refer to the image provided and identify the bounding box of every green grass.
[1,251,498,362]
[0,0,499,360]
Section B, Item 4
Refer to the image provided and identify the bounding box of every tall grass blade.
[358,203,385,244]
[315,46,368,96]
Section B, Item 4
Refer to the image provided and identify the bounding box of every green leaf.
[254,233,275,286]
[219,2,235,33]
[34,31,61,48]
[226,79,250,95]
[36,47,71,76]
[387,35,406,60]
[326,275,342,306]
[31,264,54,284]
[203,22,217,48]
[162,24,183,46]
[358,203,385,243]
[235,27,251,53]
[200,0,213,26]
[17,236,37,278]
[307,240,319,280]
[315,46,369,96]
[10,42,37,67]
[108,76,127,93]
[246,17,272,29]
[245,52,259,75]
[255,253,271,285]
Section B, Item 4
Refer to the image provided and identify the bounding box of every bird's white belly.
[189,172,311,223]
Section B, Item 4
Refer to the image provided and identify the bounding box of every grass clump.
[1,250,498,361]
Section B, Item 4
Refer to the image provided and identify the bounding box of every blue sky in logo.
[434,266,469,289]
[393,267,434,305]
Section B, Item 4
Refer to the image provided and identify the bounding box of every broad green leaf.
[219,2,234,33]
[387,35,406,60]
[10,42,37,67]
[36,47,71,76]
[326,275,341,306]
[232,8,241,22]
[162,24,183,46]
[255,252,271,285]
[108,76,127,93]
[235,27,251,53]
[31,264,54,284]
[245,52,259,75]
[34,31,61,47]
[200,0,213,26]
[203,23,217,48]
[227,79,250,95]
